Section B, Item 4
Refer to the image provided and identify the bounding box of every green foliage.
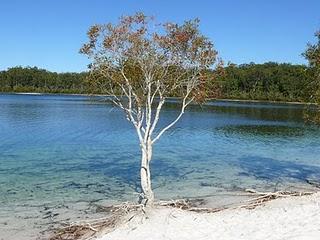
[303,30,320,103]
[302,29,320,123]
[0,63,317,104]
[0,66,88,94]
[214,62,314,102]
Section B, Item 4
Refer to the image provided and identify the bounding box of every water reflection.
[218,125,306,137]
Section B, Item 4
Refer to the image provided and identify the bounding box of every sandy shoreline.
[94,192,320,240]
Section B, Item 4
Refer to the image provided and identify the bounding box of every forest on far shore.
[0,62,317,103]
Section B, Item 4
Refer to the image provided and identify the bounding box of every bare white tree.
[80,13,218,205]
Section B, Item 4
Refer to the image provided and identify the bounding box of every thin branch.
[152,94,194,144]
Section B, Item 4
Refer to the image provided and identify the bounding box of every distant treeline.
[0,62,316,102]
[0,67,88,94]
[216,62,315,102]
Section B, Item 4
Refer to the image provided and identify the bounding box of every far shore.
[1,91,317,106]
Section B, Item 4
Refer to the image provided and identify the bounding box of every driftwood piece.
[157,198,226,213]
[238,189,314,209]
[49,202,144,240]
[158,190,315,212]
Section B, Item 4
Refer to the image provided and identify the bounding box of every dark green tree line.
[0,66,88,93]
[0,63,317,103]
[212,62,314,102]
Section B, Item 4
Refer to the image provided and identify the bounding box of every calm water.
[1,94,320,239]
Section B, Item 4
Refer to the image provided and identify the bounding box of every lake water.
[1,94,320,239]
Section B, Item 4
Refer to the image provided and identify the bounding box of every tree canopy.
[303,30,320,102]
[303,29,320,122]
[79,13,218,102]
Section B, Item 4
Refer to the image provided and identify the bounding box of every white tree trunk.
[140,140,154,205]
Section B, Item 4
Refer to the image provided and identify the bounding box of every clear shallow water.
[1,94,320,239]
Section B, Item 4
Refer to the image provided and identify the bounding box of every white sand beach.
[95,192,320,240]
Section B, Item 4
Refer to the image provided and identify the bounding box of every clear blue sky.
[0,0,319,72]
